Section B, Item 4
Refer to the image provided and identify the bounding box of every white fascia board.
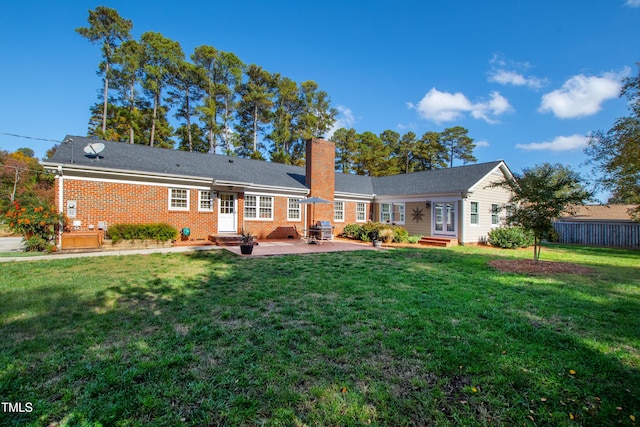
[334,191,375,202]
[245,190,309,198]
[376,192,464,203]
[468,161,511,193]
[62,174,213,190]
[42,162,308,194]
[242,184,308,195]
[42,162,214,186]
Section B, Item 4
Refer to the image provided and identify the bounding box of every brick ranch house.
[42,135,515,245]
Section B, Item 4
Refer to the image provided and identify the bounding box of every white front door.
[434,202,457,236]
[218,193,237,233]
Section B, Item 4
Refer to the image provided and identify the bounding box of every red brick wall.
[332,200,370,236]
[58,178,216,240]
[305,138,335,227]
[54,138,361,241]
[241,195,304,239]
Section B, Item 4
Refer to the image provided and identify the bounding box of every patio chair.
[294,225,309,243]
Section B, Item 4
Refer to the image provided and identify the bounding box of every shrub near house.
[107,223,178,243]
[488,225,534,249]
[341,222,414,243]
[4,201,66,251]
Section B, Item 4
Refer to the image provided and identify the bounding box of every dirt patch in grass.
[489,259,595,275]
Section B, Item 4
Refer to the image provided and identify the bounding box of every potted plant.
[371,229,382,247]
[240,229,255,255]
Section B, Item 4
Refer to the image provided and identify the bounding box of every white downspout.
[57,165,64,249]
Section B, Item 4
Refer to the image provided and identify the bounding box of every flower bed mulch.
[489,259,595,275]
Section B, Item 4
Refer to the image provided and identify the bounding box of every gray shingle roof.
[44,136,505,198]
[47,136,308,191]
[371,161,504,196]
[335,172,374,195]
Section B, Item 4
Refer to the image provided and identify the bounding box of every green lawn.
[1,245,638,426]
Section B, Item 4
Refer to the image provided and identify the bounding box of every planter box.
[61,232,103,250]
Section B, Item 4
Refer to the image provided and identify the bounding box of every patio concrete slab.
[224,238,379,257]
[0,238,379,262]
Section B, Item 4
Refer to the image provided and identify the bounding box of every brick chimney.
[305,138,335,226]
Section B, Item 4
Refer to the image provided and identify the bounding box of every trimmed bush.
[391,225,409,243]
[407,235,422,244]
[341,223,362,239]
[379,228,394,243]
[107,223,178,243]
[488,226,534,249]
[341,222,410,243]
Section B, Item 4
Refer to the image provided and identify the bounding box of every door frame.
[217,192,238,233]
[432,201,458,237]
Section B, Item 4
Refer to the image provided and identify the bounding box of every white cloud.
[625,0,640,7]
[470,91,513,123]
[516,134,589,151]
[327,105,356,138]
[488,55,547,90]
[489,69,546,90]
[475,140,490,148]
[409,88,512,124]
[538,71,627,118]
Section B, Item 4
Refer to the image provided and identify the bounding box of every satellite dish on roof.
[83,142,105,159]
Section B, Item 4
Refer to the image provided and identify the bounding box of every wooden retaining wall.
[553,221,640,248]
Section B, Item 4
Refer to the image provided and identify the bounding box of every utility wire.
[0,162,55,175]
[0,133,64,143]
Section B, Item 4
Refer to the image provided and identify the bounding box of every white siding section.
[462,170,512,244]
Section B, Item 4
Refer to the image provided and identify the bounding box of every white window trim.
[334,201,345,222]
[470,201,479,226]
[169,188,190,211]
[356,202,367,222]
[287,198,302,222]
[380,202,405,224]
[381,203,391,223]
[491,203,500,227]
[198,190,214,212]
[245,194,274,221]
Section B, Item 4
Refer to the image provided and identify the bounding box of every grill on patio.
[311,220,334,241]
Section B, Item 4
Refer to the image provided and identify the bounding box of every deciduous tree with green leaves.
[76,6,132,136]
[488,163,593,263]
[585,61,640,220]
[1,149,55,213]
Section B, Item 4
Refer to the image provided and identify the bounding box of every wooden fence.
[553,221,640,249]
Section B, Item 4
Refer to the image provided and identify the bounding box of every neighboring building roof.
[43,136,508,198]
[371,161,505,196]
[558,205,638,223]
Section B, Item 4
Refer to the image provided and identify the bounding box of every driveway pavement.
[0,237,24,252]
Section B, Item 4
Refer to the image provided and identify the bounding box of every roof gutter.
[42,162,308,194]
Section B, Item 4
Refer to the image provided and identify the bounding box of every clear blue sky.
[1,1,638,200]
